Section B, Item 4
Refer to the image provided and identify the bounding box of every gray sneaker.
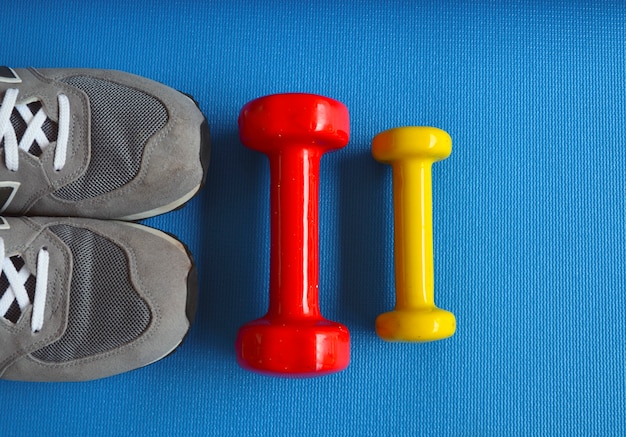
[0,68,210,220]
[0,216,197,381]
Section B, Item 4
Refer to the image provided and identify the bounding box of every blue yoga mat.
[1,1,624,435]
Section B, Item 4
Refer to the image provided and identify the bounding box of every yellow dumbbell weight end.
[372,126,451,163]
[372,126,456,342]
[376,308,456,342]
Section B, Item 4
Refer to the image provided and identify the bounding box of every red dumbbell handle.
[267,146,322,320]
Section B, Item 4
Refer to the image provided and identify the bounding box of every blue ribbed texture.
[1,1,624,436]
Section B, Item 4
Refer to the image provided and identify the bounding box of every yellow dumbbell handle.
[393,159,435,309]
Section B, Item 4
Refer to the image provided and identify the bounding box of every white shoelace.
[0,238,49,333]
[0,88,69,171]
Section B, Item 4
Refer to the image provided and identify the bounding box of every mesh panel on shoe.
[31,225,151,363]
[53,76,168,201]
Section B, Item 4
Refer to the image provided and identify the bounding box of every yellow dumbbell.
[372,126,456,342]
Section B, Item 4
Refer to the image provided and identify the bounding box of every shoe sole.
[118,183,202,221]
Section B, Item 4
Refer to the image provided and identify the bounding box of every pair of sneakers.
[0,68,209,381]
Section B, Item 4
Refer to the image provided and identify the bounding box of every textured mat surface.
[1,1,624,436]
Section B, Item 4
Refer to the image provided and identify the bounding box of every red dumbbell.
[235,93,350,377]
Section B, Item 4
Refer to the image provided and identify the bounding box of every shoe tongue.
[6,101,58,157]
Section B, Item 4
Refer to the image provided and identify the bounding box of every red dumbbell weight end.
[236,93,350,377]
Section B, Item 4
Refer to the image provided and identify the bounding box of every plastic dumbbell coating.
[236,93,350,376]
[373,126,456,342]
